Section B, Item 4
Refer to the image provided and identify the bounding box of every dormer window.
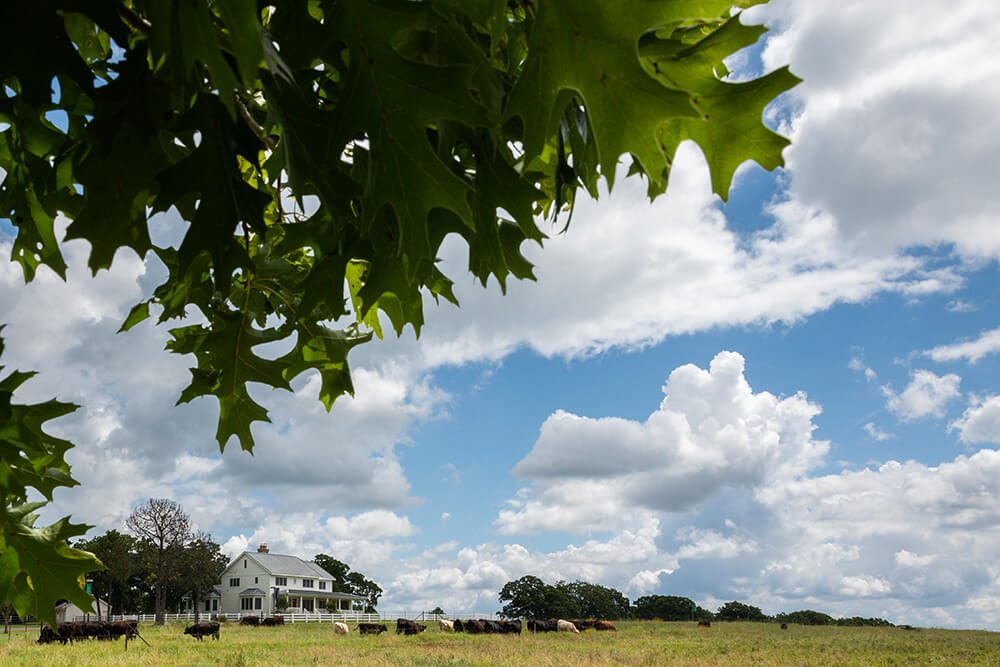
[244,559,247,568]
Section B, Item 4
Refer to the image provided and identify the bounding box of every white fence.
[87,611,498,624]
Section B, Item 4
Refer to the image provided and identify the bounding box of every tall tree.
[499,575,554,619]
[125,498,190,625]
[633,594,701,621]
[177,532,227,623]
[76,529,138,621]
[0,0,796,612]
[313,554,351,592]
[346,571,383,613]
[557,580,631,620]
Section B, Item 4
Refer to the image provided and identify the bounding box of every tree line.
[72,498,381,623]
[498,576,893,626]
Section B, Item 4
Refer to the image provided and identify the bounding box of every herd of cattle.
[38,616,617,645]
[37,620,139,644]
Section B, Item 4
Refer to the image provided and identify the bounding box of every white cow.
[332,621,350,635]
[557,619,580,633]
[438,619,454,632]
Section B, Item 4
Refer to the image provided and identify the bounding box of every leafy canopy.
[1,0,796,454]
[0,0,796,621]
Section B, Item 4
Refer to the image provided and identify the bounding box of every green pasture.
[2,620,999,666]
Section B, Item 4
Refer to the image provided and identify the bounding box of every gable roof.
[227,551,335,579]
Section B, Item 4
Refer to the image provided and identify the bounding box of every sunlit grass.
[1,620,998,666]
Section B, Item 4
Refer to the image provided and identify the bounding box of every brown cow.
[698,619,711,628]
[359,622,388,635]
[780,623,788,630]
[595,621,617,632]
[240,616,260,626]
[395,618,427,635]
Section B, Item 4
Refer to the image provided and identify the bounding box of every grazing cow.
[453,619,465,632]
[261,616,284,626]
[184,622,220,641]
[463,619,484,634]
[358,622,388,635]
[780,623,788,630]
[438,619,454,632]
[110,620,139,640]
[499,620,522,634]
[698,619,711,628]
[37,626,62,645]
[481,620,502,634]
[595,621,617,632]
[396,618,427,635]
[332,622,350,635]
[240,616,260,626]
[557,619,580,633]
[527,619,558,633]
[571,619,596,631]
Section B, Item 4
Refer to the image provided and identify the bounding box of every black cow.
[698,619,711,628]
[453,619,465,632]
[184,622,220,641]
[527,619,558,632]
[463,619,484,634]
[395,618,427,635]
[499,620,522,634]
[780,623,788,630]
[240,615,260,626]
[358,622,388,635]
[481,620,502,633]
[261,616,285,626]
[37,626,63,645]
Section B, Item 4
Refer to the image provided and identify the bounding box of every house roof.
[228,551,335,579]
[238,588,268,596]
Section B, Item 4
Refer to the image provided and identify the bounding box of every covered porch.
[283,589,366,613]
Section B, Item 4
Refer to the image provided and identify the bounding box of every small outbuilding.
[56,598,111,623]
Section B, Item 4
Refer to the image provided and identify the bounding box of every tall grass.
[2,620,998,666]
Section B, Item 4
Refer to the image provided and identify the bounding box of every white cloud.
[883,370,961,422]
[924,327,1000,364]
[864,422,892,442]
[950,395,1000,444]
[850,357,877,382]
[497,351,828,534]
[754,0,1000,259]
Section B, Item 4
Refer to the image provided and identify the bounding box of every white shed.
[56,598,111,623]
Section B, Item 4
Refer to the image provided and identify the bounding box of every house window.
[302,579,314,588]
[204,600,210,612]
[319,581,326,590]
[212,599,218,611]
[229,578,240,587]
[244,559,247,568]
[254,577,258,584]
[241,598,251,610]
[255,598,262,610]
[275,577,287,586]
[303,599,314,612]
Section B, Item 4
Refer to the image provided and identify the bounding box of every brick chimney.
[257,543,269,553]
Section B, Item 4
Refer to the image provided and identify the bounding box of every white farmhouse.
[218,544,366,615]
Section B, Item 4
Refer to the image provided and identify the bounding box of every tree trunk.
[155,580,165,625]
[193,589,201,624]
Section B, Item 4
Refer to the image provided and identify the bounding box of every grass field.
[2,620,999,666]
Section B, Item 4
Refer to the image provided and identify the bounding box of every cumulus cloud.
[882,370,961,422]
[754,0,1000,259]
[497,351,828,534]
[924,327,1000,364]
[950,396,1000,444]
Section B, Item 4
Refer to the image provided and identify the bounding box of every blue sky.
[4,0,1000,629]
